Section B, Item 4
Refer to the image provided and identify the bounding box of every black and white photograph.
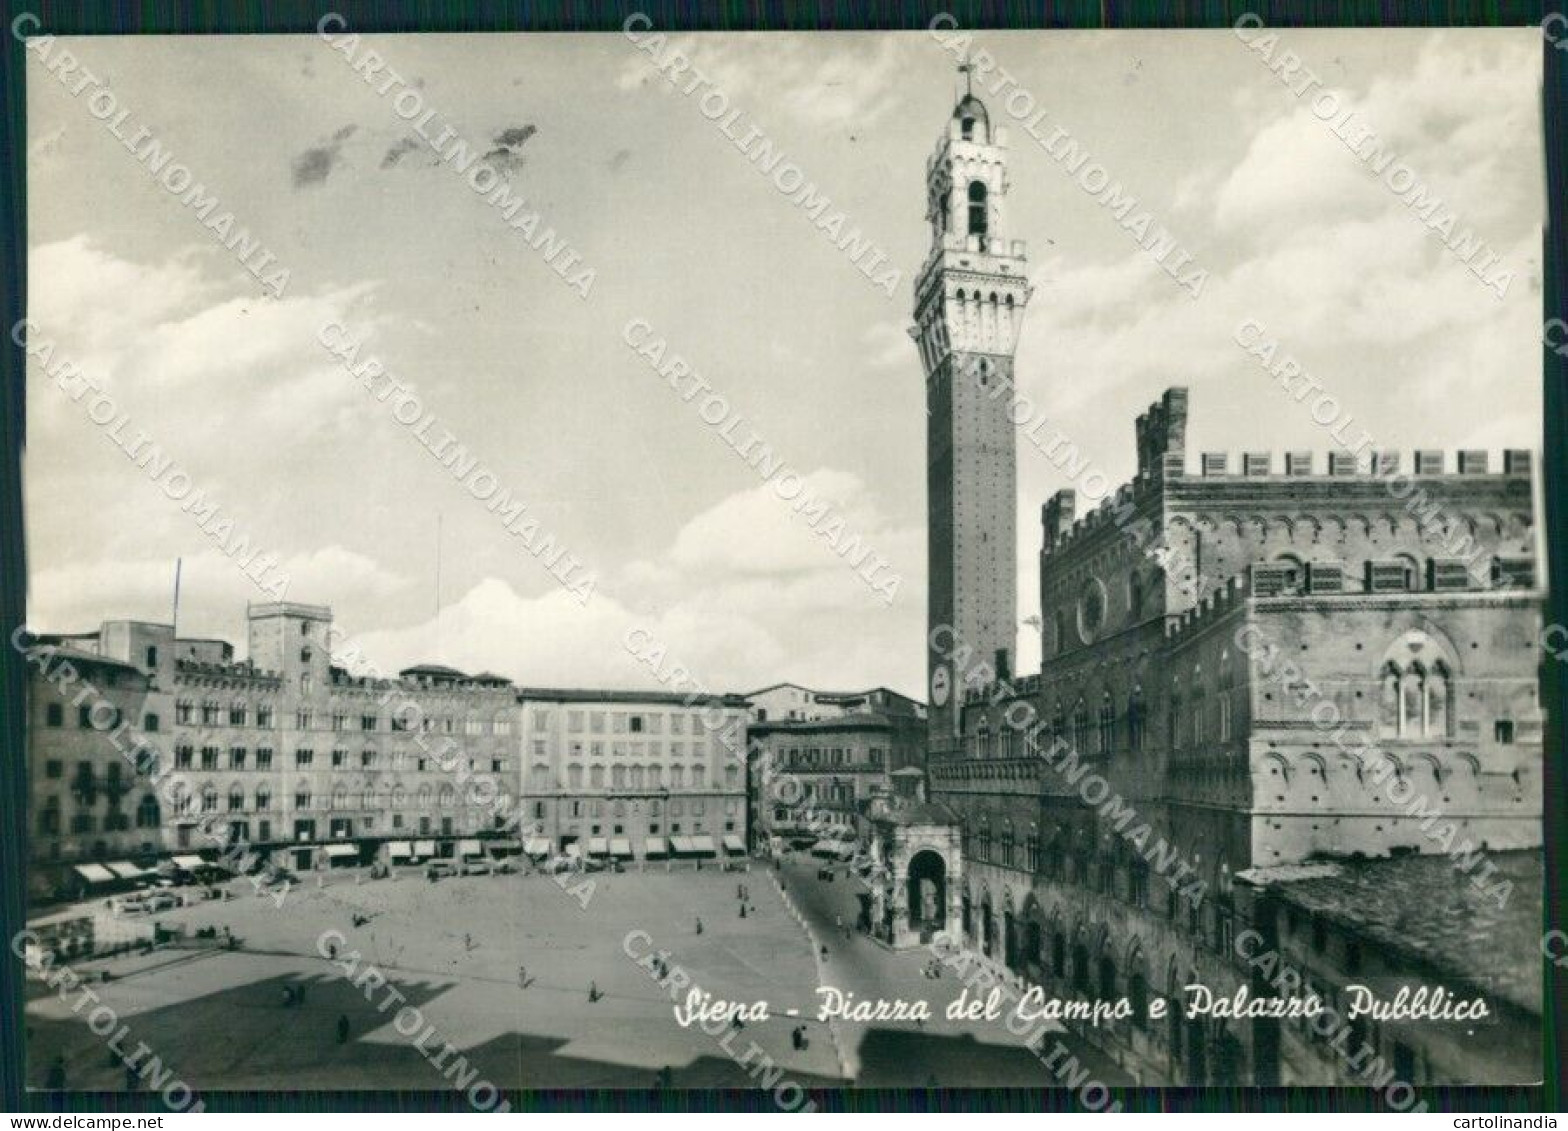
[2,5,1564,1117]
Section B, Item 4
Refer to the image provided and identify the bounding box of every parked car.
[462,858,496,876]
[143,892,180,912]
[110,895,151,917]
[427,860,460,879]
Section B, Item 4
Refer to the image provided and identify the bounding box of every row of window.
[42,703,131,730]
[37,794,160,834]
[528,797,741,820]
[527,763,742,789]
[543,739,728,759]
[549,709,724,736]
[169,746,510,774]
[169,702,513,735]
[780,746,886,769]
[169,782,503,815]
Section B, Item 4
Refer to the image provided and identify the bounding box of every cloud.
[292,124,358,187]
[482,124,536,173]
[343,468,927,695]
[1215,33,1539,242]
[381,136,421,168]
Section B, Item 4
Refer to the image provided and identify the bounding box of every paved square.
[25,866,840,1092]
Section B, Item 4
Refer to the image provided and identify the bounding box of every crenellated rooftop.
[1042,386,1535,560]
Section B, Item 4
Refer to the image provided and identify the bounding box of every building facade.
[916,85,1544,1087]
[25,602,524,898]
[515,689,750,862]
[745,682,925,725]
[24,642,159,893]
[748,705,927,847]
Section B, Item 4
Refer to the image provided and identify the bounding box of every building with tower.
[912,77,1544,1087]
[914,87,1032,760]
[24,601,522,898]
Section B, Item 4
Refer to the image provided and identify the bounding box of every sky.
[21,27,1545,698]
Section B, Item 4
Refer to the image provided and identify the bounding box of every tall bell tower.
[915,77,1031,758]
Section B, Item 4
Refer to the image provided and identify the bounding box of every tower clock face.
[930,664,951,708]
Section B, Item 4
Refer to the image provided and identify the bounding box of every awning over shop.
[610,838,634,858]
[722,835,746,854]
[689,836,716,855]
[835,842,858,860]
[171,854,206,870]
[564,842,581,858]
[588,837,609,856]
[387,841,412,859]
[106,861,150,880]
[457,839,483,857]
[644,837,668,858]
[73,863,116,884]
[668,836,694,855]
[523,838,551,856]
[413,840,437,857]
[324,844,358,859]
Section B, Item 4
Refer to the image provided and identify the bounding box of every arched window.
[137,794,160,829]
[1380,664,1401,737]
[1190,668,1207,744]
[228,786,244,812]
[1396,553,1422,592]
[1129,572,1145,619]
[967,181,988,239]
[1072,700,1090,752]
[1427,663,1450,737]
[1098,693,1116,754]
[1128,685,1147,753]
[589,765,604,788]
[200,785,218,813]
[567,763,583,788]
[294,787,311,811]
[255,785,272,811]
[1400,667,1424,735]
[1274,553,1304,594]
[1219,655,1235,741]
[977,716,992,758]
